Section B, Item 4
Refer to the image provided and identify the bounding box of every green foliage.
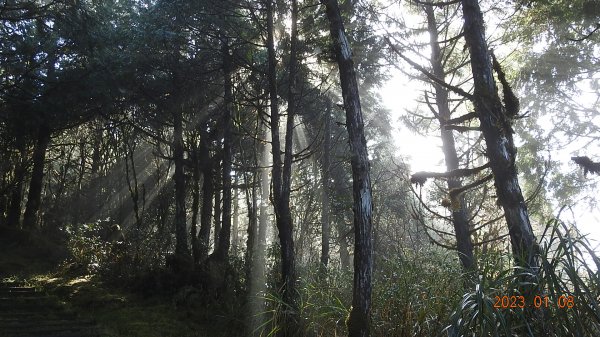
[260,250,463,337]
[260,265,352,337]
[258,218,599,337]
[448,215,600,336]
[371,251,463,337]
[297,267,353,335]
[65,219,130,277]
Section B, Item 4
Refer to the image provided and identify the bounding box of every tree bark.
[258,124,270,274]
[323,1,375,336]
[244,171,257,284]
[232,174,240,251]
[190,140,201,265]
[320,106,332,271]
[267,0,298,333]
[23,123,51,230]
[248,126,270,336]
[425,5,475,272]
[198,131,214,263]
[90,125,102,175]
[213,38,234,261]
[460,0,538,270]
[6,146,27,228]
[173,108,190,260]
[213,168,222,249]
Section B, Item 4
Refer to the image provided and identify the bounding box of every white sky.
[380,68,600,254]
[372,0,600,255]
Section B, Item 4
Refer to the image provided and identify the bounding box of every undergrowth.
[4,213,598,337]
[259,217,599,337]
[448,217,600,337]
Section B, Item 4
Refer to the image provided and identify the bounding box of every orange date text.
[493,295,574,309]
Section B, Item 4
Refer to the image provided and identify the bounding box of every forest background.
[1,0,599,336]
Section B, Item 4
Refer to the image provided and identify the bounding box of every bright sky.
[380,68,600,254]
[373,0,600,255]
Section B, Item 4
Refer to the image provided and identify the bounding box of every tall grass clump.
[259,265,352,337]
[260,248,464,337]
[371,248,464,337]
[448,215,600,337]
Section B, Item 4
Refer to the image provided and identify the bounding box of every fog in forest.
[1,0,599,336]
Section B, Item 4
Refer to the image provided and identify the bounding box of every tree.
[320,105,332,271]
[508,0,600,212]
[322,0,375,335]
[266,0,300,332]
[460,0,538,274]
[212,37,235,261]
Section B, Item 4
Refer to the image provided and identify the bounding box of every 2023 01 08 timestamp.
[493,295,574,309]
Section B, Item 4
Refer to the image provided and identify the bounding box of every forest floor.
[0,225,233,337]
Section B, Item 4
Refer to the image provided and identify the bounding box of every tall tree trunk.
[323,1,374,336]
[320,106,332,271]
[123,136,141,230]
[199,132,214,263]
[267,0,299,333]
[425,5,475,272]
[173,108,190,260]
[0,167,7,226]
[213,165,222,251]
[214,38,234,261]
[191,141,201,265]
[77,139,86,191]
[6,146,27,228]
[460,0,538,271]
[338,223,351,270]
[258,131,270,262]
[23,123,51,230]
[90,125,102,175]
[244,171,257,284]
[248,125,271,336]
[232,174,240,251]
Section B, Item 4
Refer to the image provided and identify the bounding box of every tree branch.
[567,23,600,42]
[443,125,480,133]
[411,162,490,185]
[449,174,494,199]
[444,111,478,125]
[385,37,474,100]
[411,0,462,7]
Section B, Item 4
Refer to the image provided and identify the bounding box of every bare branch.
[567,23,600,42]
[411,162,490,185]
[444,111,478,125]
[470,213,504,234]
[410,0,462,7]
[449,174,494,199]
[473,233,510,247]
[385,37,474,100]
[443,125,481,133]
[408,184,452,221]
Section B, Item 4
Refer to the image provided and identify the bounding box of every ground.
[0,225,236,337]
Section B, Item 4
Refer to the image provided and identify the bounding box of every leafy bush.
[65,219,129,277]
